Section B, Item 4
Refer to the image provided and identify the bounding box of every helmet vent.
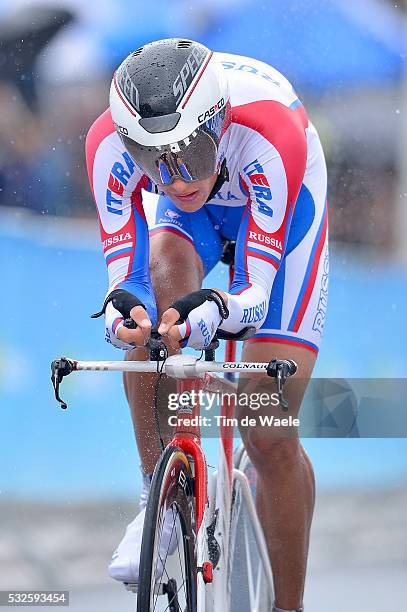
[177,40,192,49]
[132,47,144,57]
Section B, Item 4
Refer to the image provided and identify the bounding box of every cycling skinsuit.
[86,52,328,355]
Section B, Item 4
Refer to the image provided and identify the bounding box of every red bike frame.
[170,262,237,531]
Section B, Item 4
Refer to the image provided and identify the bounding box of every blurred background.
[1,1,406,610]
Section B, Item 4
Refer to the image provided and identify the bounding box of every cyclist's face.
[161,174,218,212]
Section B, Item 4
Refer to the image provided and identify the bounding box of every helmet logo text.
[198,98,225,124]
[117,64,140,112]
[173,47,207,106]
[115,124,129,135]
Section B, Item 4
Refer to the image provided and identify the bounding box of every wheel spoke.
[154,552,171,611]
[161,505,178,567]
[154,507,187,611]
[173,506,186,586]
[153,507,178,609]
[156,506,189,611]
[162,579,186,612]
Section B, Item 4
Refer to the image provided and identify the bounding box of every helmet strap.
[206,158,229,202]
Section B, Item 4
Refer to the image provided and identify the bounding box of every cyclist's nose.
[170,178,190,193]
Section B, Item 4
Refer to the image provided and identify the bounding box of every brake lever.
[276,367,288,411]
[266,359,297,411]
[51,357,76,410]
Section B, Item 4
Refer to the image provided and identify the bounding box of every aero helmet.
[109,38,231,185]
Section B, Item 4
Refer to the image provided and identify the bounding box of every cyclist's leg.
[123,194,224,474]
[237,174,329,611]
[238,342,316,612]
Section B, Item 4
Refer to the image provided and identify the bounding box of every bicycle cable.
[153,343,168,452]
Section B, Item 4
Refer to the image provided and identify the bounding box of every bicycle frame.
[51,348,290,610]
[166,353,274,609]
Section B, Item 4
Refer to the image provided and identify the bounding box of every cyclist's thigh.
[246,157,329,359]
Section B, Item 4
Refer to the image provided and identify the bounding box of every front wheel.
[137,445,197,612]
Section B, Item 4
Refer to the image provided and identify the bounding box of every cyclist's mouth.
[173,190,199,202]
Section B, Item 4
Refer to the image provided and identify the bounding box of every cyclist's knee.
[243,433,301,471]
[125,345,149,362]
[149,233,204,312]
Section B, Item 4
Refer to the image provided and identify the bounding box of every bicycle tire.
[137,445,197,612]
[228,444,274,611]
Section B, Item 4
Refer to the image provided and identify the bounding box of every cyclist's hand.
[158,289,227,350]
[117,305,152,346]
[101,289,152,349]
[157,307,184,348]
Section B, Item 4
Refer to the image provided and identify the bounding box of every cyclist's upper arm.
[85,109,157,317]
[232,101,308,295]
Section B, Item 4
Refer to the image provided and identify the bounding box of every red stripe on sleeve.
[233,100,308,216]
[85,108,116,198]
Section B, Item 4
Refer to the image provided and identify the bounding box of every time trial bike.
[51,327,297,612]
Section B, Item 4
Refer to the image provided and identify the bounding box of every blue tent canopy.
[200,0,406,92]
[97,0,405,92]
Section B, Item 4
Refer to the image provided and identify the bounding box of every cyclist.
[86,38,328,612]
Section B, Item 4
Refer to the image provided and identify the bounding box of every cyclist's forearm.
[104,278,158,328]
